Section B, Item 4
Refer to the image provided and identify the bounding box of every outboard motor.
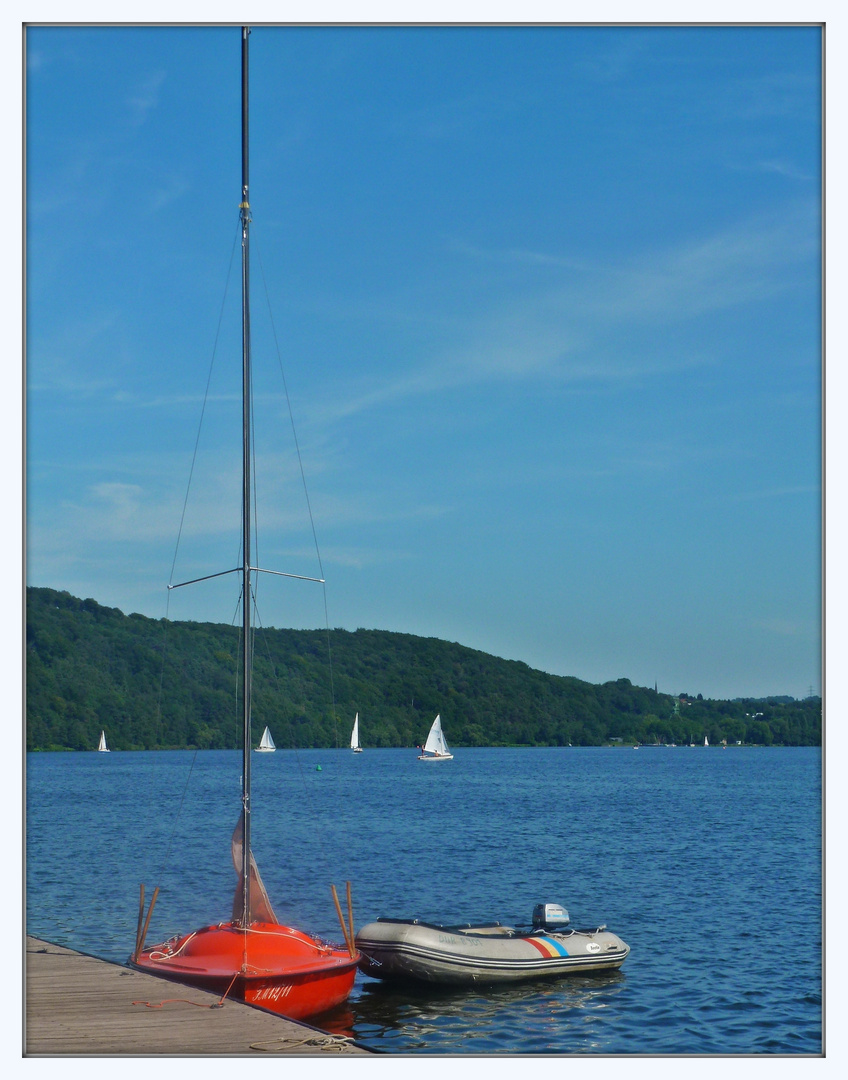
[532,903,570,931]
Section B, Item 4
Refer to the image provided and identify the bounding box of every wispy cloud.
[572,33,652,85]
[732,71,820,125]
[731,485,820,502]
[27,315,122,397]
[31,444,445,558]
[127,71,166,125]
[61,479,201,545]
[386,92,497,142]
[587,202,818,323]
[147,173,191,213]
[755,159,817,183]
[305,201,818,426]
[749,617,812,638]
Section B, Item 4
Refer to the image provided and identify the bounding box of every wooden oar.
[133,883,146,961]
[135,885,160,961]
[346,880,356,955]
[331,884,355,956]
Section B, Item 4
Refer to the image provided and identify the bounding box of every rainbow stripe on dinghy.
[526,935,571,958]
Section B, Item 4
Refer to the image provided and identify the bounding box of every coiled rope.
[248,1034,357,1053]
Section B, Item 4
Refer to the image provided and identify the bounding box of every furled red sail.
[230,813,278,924]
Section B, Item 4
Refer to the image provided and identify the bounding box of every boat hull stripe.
[356,941,628,973]
[526,936,570,958]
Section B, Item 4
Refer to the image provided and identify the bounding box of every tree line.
[26,587,822,751]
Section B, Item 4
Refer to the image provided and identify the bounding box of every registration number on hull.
[253,984,293,1002]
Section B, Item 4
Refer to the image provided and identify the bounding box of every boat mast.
[240,24,252,930]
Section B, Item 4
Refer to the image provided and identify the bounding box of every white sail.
[704,735,709,747]
[256,726,276,752]
[420,714,453,760]
[351,713,362,752]
[97,730,109,752]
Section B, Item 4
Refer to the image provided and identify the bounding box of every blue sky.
[25,23,822,701]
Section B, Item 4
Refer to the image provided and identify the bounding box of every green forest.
[26,587,821,751]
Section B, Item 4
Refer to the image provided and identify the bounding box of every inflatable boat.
[355,904,629,986]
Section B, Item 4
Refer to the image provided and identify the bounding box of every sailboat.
[130,27,359,1020]
[704,735,709,747]
[97,731,109,753]
[418,714,453,761]
[255,726,276,753]
[350,712,363,753]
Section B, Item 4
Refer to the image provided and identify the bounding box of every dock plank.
[25,936,370,1056]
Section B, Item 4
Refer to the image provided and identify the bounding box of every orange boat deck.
[132,921,360,1020]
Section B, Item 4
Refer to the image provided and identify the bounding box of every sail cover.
[231,813,278,924]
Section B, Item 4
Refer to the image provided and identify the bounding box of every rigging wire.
[145,214,352,901]
[253,233,341,751]
[149,222,241,891]
[168,222,241,589]
[250,591,342,880]
[254,235,326,585]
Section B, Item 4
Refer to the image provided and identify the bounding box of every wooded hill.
[26,587,821,751]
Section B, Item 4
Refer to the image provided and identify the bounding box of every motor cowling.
[532,903,570,930]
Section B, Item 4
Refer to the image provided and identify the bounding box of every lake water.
[26,746,822,1055]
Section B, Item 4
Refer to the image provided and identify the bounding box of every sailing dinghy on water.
[130,27,359,1020]
[97,731,109,752]
[351,713,363,752]
[255,726,276,752]
[418,714,453,760]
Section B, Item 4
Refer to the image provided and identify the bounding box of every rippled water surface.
[26,746,822,1054]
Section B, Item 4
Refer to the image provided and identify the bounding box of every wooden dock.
[25,936,373,1056]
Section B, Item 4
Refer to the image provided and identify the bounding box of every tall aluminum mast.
[239,24,252,931]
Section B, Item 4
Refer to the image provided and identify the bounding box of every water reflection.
[349,970,628,1053]
[308,1005,356,1038]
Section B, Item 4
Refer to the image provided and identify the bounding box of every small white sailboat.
[97,730,110,753]
[418,714,453,761]
[255,726,275,753]
[351,712,363,753]
[704,735,709,747]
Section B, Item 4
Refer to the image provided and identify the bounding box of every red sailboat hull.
[131,921,359,1020]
